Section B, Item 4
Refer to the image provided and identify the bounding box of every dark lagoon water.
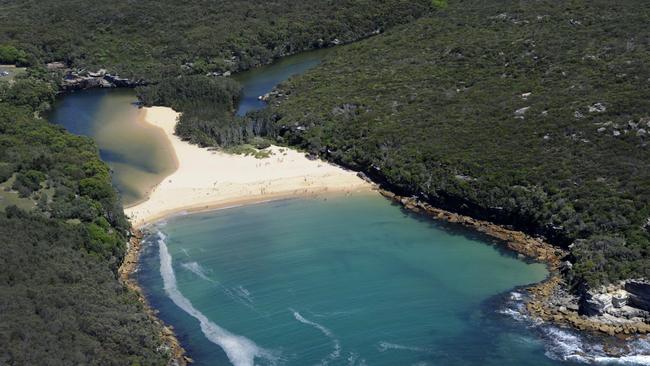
[46,49,330,204]
[233,48,330,116]
[48,88,176,205]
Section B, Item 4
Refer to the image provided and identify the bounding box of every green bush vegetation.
[0,45,29,66]
[137,75,245,146]
[0,213,168,365]
[0,0,434,79]
[261,0,650,288]
[0,71,170,363]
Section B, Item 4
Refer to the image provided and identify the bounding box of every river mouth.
[46,48,332,205]
[47,88,177,206]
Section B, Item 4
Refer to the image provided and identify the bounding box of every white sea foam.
[498,307,528,322]
[593,355,650,365]
[377,341,430,353]
[543,327,588,362]
[291,309,341,364]
[510,291,524,301]
[502,290,650,365]
[541,326,650,365]
[181,261,213,282]
[498,291,530,322]
[180,247,190,257]
[157,231,277,366]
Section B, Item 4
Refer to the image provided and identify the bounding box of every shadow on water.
[233,47,333,116]
[389,199,547,266]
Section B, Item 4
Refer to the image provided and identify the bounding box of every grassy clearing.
[0,65,26,83]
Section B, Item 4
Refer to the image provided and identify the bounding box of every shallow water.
[233,48,332,116]
[48,89,176,205]
[134,194,599,366]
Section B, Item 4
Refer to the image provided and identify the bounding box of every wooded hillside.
[264,0,650,288]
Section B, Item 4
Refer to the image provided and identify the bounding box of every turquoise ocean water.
[137,194,611,366]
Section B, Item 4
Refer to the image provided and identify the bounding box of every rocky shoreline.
[376,188,650,339]
[527,276,650,336]
[118,230,192,366]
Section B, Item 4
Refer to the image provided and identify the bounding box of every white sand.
[125,107,373,227]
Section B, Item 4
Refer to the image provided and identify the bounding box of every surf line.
[158,231,278,366]
[291,309,342,364]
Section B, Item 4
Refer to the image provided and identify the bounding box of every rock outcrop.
[528,277,650,336]
[62,70,145,91]
[625,280,650,312]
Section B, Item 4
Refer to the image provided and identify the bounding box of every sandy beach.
[124,107,373,228]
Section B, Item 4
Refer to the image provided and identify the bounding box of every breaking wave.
[157,231,278,366]
[291,309,341,364]
[542,327,650,365]
[500,291,650,365]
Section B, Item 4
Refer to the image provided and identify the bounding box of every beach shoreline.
[119,106,649,364]
[124,106,373,229]
[118,105,373,364]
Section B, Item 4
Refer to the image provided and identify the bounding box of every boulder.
[514,106,530,116]
[46,61,66,71]
[612,292,628,308]
[100,79,114,88]
[580,291,612,316]
[625,280,650,311]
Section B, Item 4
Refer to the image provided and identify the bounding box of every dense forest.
[0,75,170,363]
[136,75,245,146]
[0,0,435,149]
[0,0,434,78]
[262,0,650,288]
